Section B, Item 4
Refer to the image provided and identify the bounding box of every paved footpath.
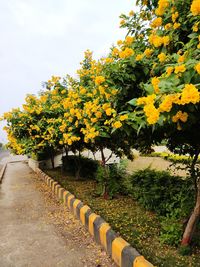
[0,159,115,267]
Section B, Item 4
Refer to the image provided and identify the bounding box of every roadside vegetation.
[1,0,200,265]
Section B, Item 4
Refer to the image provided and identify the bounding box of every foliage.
[160,217,183,246]
[62,155,99,179]
[128,168,195,217]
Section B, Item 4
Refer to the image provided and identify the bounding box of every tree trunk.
[100,148,109,199]
[181,149,200,246]
[49,147,55,169]
[50,153,55,169]
[74,151,81,180]
[181,178,200,245]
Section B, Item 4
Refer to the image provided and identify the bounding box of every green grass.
[45,167,200,267]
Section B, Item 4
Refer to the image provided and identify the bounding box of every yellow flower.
[96,111,102,119]
[95,76,105,85]
[137,94,156,105]
[166,66,174,77]
[120,19,125,26]
[191,0,200,16]
[162,36,170,46]
[113,121,122,129]
[151,77,160,93]
[172,111,188,123]
[112,47,119,57]
[158,53,166,63]
[172,12,179,22]
[193,23,199,32]
[173,22,181,30]
[105,107,112,116]
[80,87,86,94]
[125,36,134,45]
[164,23,172,30]
[129,10,134,16]
[195,62,200,74]
[91,118,97,123]
[105,57,113,63]
[144,48,153,57]
[102,103,110,110]
[174,64,186,74]
[159,95,174,112]
[136,54,144,61]
[151,17,162,28]
[178,55,185,63]
[117,40,123,46]
[119,114,128,121]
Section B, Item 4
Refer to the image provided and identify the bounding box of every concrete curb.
[35,167,154,267]
[0,163,7,183]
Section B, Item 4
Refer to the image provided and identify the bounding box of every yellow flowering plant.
[125,0,200,248]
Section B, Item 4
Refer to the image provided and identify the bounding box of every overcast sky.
[0,0,135,143]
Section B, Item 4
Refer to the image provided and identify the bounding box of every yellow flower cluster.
[151,17,162,28]
[144,104,160,124]
[159,95,175,112]
[95,76,105,85]
[155,0,170,16]
[119,48,134,59]
[137,94,156,105]
[63,133,80,146]
[149,34,170,47]
[181,84,200,104]
[191,0,200,16]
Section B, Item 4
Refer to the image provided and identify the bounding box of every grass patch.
[45,167,200,267]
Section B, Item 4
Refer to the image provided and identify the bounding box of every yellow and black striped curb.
[0,163,7,183]
[35,167,154,267]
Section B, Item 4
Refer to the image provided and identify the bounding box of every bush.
[62,155,99,179]
[128,168,195,218]
[124,168,196,245]
[95,161,127,198]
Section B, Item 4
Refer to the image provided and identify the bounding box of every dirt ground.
[0,159,115,267]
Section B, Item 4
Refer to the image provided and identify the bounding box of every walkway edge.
[34,167,154,267]
[0,164,7,183]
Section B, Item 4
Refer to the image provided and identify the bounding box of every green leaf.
[128,98,137,106]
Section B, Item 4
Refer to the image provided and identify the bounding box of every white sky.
[0,0,135,143]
